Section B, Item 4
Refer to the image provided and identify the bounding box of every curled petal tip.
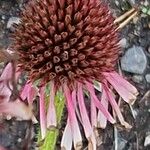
[75,142,83,150]
[121,121,132,129]
[129,97,136,105]
[32,115,38,124]
[134,91,139,97]
[103,72,138,104]
[88,135,97,150]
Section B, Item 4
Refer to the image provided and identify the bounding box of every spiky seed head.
[11,0,120,86]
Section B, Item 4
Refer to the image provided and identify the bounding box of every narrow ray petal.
[47,81,57,128]
[21,82,37,104]
[63,84,82,149]
[97,87,108,129]
[0,63,13,80]
[103,72,138,105]
[103,82,132,128]
[72,89,82,123]
[91,96,97,127]
[39,85,47,139]
[86,81,115,124]
[77,82,97,149]
[0,81,11,102]
[77,82,93,138]
[28,84,37,104]
[61,118,73,150]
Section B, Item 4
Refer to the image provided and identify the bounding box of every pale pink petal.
[103,83,132,129]
[103,72,138,105]
[77,82,93,138]
[39,85,47,139]
[0,63,13,80]
[72,89,77,109]
[77,82,96,149]
[86,81,115,124]
[28,85,37,104]
[91,96,97,127]
[97,87,108,129]
[63,84,82,149]
[21,82,37,104]
[72,89,82,123]
[0,63,14,102]
[15,67,21,80]
[61,118,73,150]
[0,63,21,102]
[47,81,57,128]
[20,83,30,100]
[0,81,11,102]
[110,72,138,94]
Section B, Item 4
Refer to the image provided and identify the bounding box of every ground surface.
[0,0,150,150]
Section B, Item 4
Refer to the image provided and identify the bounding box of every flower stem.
[38,91,65,150]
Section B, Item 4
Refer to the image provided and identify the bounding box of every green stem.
[38,91,65,150]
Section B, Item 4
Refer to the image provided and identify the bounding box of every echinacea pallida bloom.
[0,0,138,149]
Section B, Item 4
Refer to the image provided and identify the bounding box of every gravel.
[145,74,150,83]
[121,46,147,74]
[132,75,144,83]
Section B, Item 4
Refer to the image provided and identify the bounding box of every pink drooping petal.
[72,89,77,109]
[0,81,12,102]
[15,67,21,81]
[63,84,82,149]
[0,63,22,105]
[0,100,35,122]
[72,89,82,123]
[103,72,138,105]
[39,85,47,139]
[77,82,96,149]
[0,63,13,80]
[91,96,97,128]
[47,81,57,128]
[86,81,115,124]
[103,82,132,129]
[77,82,93,138]
[61,118,73,150]
[97,87,108,129]
[21,82,37,104]
[28,85,37,104]
[0,63,14,102]
[110,72,138,94]
[21,83,30,100]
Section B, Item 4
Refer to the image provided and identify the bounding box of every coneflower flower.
[0,0,138,149]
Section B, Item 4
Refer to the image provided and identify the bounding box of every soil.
[0,0,150,150]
